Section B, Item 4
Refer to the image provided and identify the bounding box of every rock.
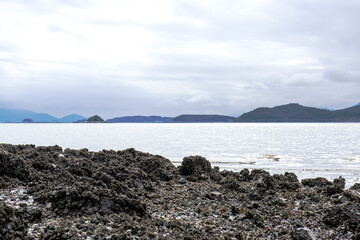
[239,168,250,181]
[273,172,300,190]
[350,183,360,191]
[335,195,349,204]
[343,189,360,202]
[333,176,345,189]
[219,173,242,191]
[326,176,346,195]
[254,174,275,190]
[0,200,28,239]
[292,227,316,240]
[179,155,212,178]
[210,191,222,197]
[178,178,187,184]
[249,169,270,181]
[1,143,360,239]
[301,177,332,188]
[25,207,43,222]
[324,205,360,230]
[138,155,175,181]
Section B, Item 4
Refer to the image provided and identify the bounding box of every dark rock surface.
[1,143,359,239]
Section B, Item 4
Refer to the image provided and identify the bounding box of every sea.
[1,123,360,187]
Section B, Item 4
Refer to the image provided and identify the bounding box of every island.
[173,114,235,123]
[234,103,360,122]
[107,116,173,123]
[86,115,106,123]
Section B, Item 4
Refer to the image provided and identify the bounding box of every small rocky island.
[86,115,106,123]
[0,144,359,239]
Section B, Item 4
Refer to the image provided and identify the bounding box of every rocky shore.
[0,144,359,239]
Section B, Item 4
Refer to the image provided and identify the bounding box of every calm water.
[1,123,360,187]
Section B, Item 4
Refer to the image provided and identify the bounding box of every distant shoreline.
[2,102,360,123]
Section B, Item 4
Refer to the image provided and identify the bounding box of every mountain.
[173,114,235,123]
[331,105,360,122]
[234,103,360,122]
[0,108,86,123]
[107,116,173,123]
[0,108,58,123]
[59,114,87,123]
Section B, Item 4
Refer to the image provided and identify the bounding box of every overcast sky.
[1,0,360,118]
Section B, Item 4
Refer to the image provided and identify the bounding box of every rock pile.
[0,144,359,239]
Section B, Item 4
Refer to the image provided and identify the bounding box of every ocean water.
[1,123,360,187]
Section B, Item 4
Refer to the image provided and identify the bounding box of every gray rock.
[344,189,360,203]
[336,195,349,204]
[178,178,187,184]
[210,191,222,197]
[179,155,212,177]
[292,227,316,240]
[301,177,332,188]
[333,176,345,189]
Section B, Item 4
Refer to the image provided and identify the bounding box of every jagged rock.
[273,172,300,190]
[324,205,360,230]
[0,200,28,239]
[179,155,212,179]
[350,183,360,191]
[344,189,360,203]
[324,176,346,195]
[301,177,332,188]
[1,144,360,239]
[333,176,345,189]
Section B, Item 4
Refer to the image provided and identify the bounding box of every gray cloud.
[0,0,360,117]
[324,68,360,83]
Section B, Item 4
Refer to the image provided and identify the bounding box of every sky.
[0,0,360,118]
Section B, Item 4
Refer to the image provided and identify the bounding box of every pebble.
[210,191,222,197]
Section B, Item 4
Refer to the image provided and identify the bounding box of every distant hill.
[107,116,173,123]
[0,108,86,123]
[234,103,360,122]
[86,115,106,123]
[0,108,58,123]
[22,118,34,123]
[173,114,235,123]
[59,114,87,123]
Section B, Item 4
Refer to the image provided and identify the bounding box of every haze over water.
[1,123,360,187]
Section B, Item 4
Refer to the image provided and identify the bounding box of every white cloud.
[286,72,324,86]
[0,0,360,117]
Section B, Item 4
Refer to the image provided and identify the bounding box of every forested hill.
[173,114,235,123]
[107,116,173,123]
[234,103,360,122]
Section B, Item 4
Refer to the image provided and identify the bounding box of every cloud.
[0,0,360,117]
[324,68,360,83]
[286,72,324,87]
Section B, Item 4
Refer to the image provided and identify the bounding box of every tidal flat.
[0,144,359,239]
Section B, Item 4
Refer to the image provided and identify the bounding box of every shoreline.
[1,144,359,239]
